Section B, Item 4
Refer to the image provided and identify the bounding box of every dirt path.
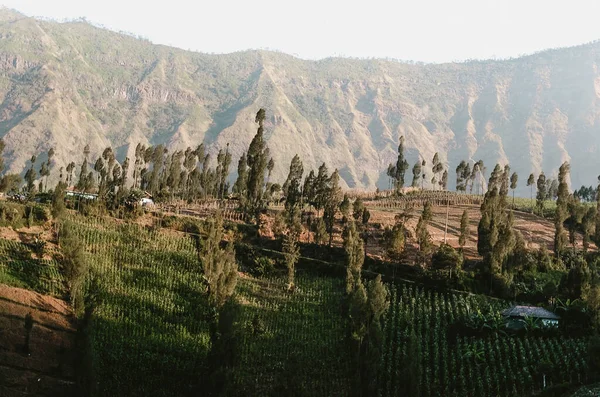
[0,284,77,396]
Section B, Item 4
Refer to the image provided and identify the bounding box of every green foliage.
[314,217,329,245]
[478,164,516,279]
[380,283,589,397]
[52,180,68,218]
[411,161,422,188]
[344,221,365,294]
[323,169,342,246]
[282,232,300,290]
[537,172,548,216]
[589,335,600,377]
[353,197,365,221]
[554,162,570,255]
[199,212,238,309]
[0,238,65,295]
[0,173,22,193]
[242,109,272,224]
[59,220,89,313]
[384,223,406,262]
[388,136,409,192]
[432,243,463,274]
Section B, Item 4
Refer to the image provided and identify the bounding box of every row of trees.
[386,139,449,193]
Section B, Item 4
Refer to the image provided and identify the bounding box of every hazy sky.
[3,0,600,63]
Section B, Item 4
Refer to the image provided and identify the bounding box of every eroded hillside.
[0,9,600,192]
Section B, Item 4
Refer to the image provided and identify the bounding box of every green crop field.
[0,238,65,296]
[0,214,592,396]
[380,283,589,397]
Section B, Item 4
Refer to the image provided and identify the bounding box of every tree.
[411,161,422,188]
[243,109,271,224]
[421,159,426,190]
[459,210,469,251]
[303,170,316,209]
[595,175,600,245]
[24,155,37,195]
[415,201,433,264]
[431,153,443,190]
[362,275,389,395]
[282,232,300,291]
[0,174,22,193]
[76,145,92,192]
[0,139,5,175]
[198,212,238,309]
[527,173,535,212]
[314,163,330,215]
[432,244,463,279]
[581,206,595,252]
[554,162,570,256]
[282,154,304,225]
[323,169,342,247]
[510,172,518,209]
[477,164,516,285]
[353,198,365,221]
[440,169,448,190]
[314,217,329,245]
[233,152,248,198]
[52,181,68,219]
[59,220,89,313]
[456,161,467,192]
[384,222,406,262]
[536,172,547,216]
[390,136,409,193]
[344,221,364,294]
[340,194,351,219]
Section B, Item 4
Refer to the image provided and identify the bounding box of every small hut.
[502,305,560,330]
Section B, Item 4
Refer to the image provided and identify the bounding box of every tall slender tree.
[431,153,443,190]
[510,172,518,209]
[456,161,467,192]
[554,162,570,256]
[527,173,536,213]
[324,169,342,247]
[536,172,547,216]
[390,136,409,193]
[243,109,272,223]
[411,161,422,188]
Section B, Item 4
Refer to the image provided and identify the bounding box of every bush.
[432,244,463,273]
[253,256,276,277]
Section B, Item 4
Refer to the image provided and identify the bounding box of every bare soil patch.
[0,284,76,396]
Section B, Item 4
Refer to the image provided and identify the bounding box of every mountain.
[0,8,599,194]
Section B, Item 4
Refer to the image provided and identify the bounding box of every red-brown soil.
[0,284,76,397]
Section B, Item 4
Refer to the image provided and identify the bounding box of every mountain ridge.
[0,9,599,193]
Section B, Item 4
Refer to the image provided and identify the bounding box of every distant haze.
[3,0,600,63]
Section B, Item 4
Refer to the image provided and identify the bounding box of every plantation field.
[67,216,353,396]
[0,237,65,296]
[380,283,589,397]
[233,275,352,396]
[0,214,593,396]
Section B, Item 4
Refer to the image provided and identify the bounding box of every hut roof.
[502,305,560,320]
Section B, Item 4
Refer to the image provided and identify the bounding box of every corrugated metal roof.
[501,305,560,320]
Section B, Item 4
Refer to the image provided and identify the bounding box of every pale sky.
[3,0,600,63]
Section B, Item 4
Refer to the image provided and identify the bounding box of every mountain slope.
[1,8,600,193]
